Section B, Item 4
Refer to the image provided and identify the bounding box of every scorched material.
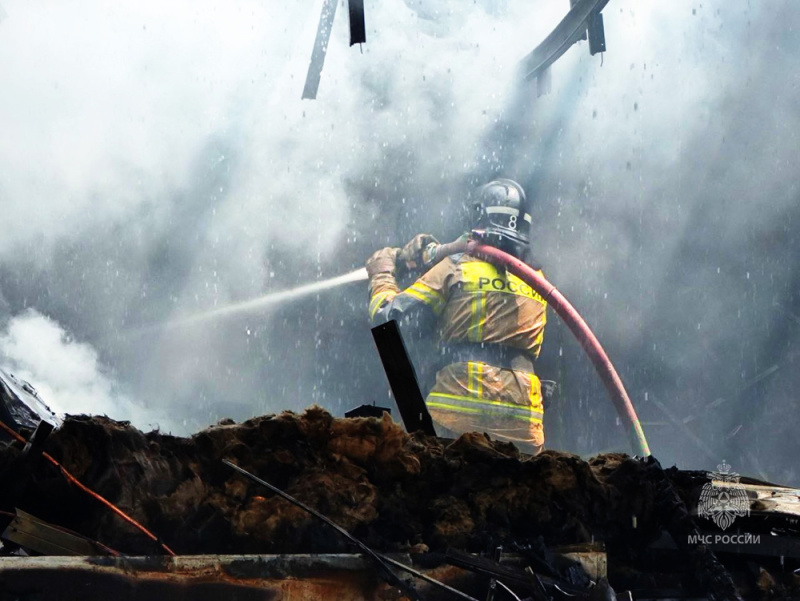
[0,407,662,556]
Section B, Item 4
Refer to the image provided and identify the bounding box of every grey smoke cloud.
[0,0,798,483]
[0,310,178,431]
[515,1,800,479]
[0,0,563,431]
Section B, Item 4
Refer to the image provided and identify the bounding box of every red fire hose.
[447,240,651,457]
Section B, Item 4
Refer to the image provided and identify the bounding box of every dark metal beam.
[519,0,610,81]
[302,0,339,100]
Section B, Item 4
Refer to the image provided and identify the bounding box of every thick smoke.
[0,0,562,432]
[508,1,800,483]
[0,310,178,431]
[0,1,798,482]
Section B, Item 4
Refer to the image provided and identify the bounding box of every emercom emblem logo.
[697,461,750,531]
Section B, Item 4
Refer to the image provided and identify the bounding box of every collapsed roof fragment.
[0,369,60,438]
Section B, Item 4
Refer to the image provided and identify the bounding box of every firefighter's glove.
[366,247,401,279]
[398,234,439,271]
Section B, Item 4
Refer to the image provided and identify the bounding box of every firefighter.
[366,179,547,454]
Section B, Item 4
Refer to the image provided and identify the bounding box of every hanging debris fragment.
[348,0,366,47]
[587,9,606,55]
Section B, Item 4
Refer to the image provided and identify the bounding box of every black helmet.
[470,178,531,255]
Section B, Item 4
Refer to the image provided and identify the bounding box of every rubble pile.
[0,407,664,557]
[4,407,800,599]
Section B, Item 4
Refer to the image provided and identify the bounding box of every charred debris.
[1,394,800,599]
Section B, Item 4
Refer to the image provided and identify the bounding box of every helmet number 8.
[508,215,517,229]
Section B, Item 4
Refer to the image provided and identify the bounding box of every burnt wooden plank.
[2,509,99,556]
[370,320,436,436]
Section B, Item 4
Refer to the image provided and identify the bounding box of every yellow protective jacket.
[369,250,547,452]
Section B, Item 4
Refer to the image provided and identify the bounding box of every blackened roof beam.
[520,0,610,81]
[302,0,339,100]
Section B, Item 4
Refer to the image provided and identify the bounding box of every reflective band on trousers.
[467,360,483,397]
[427,392,544,424]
